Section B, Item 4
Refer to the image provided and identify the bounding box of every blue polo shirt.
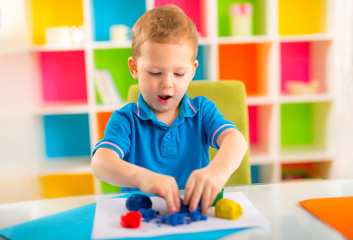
[92,93,237,191]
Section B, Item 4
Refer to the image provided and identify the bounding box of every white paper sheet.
[91,192,269,239]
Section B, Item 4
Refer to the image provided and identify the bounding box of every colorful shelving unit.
[25,0,335,197]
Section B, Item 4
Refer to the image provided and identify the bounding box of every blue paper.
[0,192,245,240]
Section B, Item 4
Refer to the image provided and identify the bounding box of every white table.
[0,179,352,239]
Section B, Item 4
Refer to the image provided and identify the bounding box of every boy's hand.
[183,164,229,215]
[137,171,180,214]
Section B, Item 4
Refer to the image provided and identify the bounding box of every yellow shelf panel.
[31,0,84,45]
[279,0,327,36]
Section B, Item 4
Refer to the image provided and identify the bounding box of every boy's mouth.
[158,95,172,103]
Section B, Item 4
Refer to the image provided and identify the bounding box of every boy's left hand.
[183,164,229,215]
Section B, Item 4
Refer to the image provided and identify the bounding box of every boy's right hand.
[137,171,180,214]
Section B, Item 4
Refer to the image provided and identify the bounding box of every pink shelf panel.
[280,41,331,95]
[154,0,207,37]
[248,105,272,156]
[39,51,87,103]
[281,42,310,93]
[249,106,259,145]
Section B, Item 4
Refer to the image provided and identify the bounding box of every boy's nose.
[161,75,173,89]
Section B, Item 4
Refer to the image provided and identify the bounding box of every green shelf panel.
[281,103,313,146]
[218,0,266,37]
[93,48,137,102]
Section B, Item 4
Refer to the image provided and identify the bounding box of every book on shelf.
[94,69,122,105]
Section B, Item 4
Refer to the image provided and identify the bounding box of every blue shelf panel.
[43,114,91,158]
[92,0,146,41]
[194,45,207,80]
[251,165,260,184]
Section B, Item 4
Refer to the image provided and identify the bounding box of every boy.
[91,5,247,215]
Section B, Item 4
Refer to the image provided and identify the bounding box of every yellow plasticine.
[215,199,243,220]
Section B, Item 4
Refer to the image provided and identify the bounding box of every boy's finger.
[183,178,195,205]
[188,182,203,212]
[210,190,219,208]
[173,183,180,212]
[164,193,177,214]
[201,187,212,215]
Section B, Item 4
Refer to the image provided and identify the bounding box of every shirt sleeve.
[92,110,132,159]
[201,98,238,150]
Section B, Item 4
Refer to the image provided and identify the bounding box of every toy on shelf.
[229,3,253,36]
[110,25,130,42]
[45,26,85,46]
[215,199,243,220]
[285,79,320,95]
[94,69,123,105]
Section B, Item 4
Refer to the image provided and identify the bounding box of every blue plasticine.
[167,213,185,226]
[189,211,207,221]
[125,195,208,227]
[126,194,152,211]
[179,198,202,213]
[179,200,189,213]
[158,209,207,226]
[189,211,201,221]
[138,208,159,222]
[160,216,168,224]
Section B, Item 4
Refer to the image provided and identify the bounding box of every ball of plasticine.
[215,199,243,220]
[120,211,142,228]
[126,194,152,211]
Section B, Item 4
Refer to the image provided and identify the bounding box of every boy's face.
[128,41,198,118]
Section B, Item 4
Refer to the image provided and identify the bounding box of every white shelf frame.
[27,0,336,185]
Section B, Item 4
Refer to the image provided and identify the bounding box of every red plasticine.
[121,211,142,228]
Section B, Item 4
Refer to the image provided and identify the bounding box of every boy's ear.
[128,56,138,79]
[194,60,199,69]
[190,60,199,80]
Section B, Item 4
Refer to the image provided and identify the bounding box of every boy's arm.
[183,128,247,214]
[91,147,180,213]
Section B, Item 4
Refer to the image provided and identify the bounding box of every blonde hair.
[131,4,199,60]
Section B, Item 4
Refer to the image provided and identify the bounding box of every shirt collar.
[135,93,198,122]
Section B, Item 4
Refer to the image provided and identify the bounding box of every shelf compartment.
[194,45,209,80]
[278,0,327,36]
[251,164,274,184]
[39,173,95,198]
[280,102,331,155]
[155,0,207,37]
[39,51,87,104]
[96,111,113,140]
[248,105,272,157]
[92,0,146,41]
[30,0,84,45]
[93,48,136,102]
[218,43,270,96]
[218,0,267,37]
[280,41,331,95]
[43,114,91,158]
[281,161,331,181]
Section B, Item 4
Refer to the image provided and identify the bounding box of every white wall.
[332,0,353,178]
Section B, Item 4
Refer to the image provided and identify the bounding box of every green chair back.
[127,80,251,185]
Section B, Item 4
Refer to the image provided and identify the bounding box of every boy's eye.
[149,72,161,76]
[174,73,185,77]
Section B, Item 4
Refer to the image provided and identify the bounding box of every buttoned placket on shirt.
[136,93,197,158]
